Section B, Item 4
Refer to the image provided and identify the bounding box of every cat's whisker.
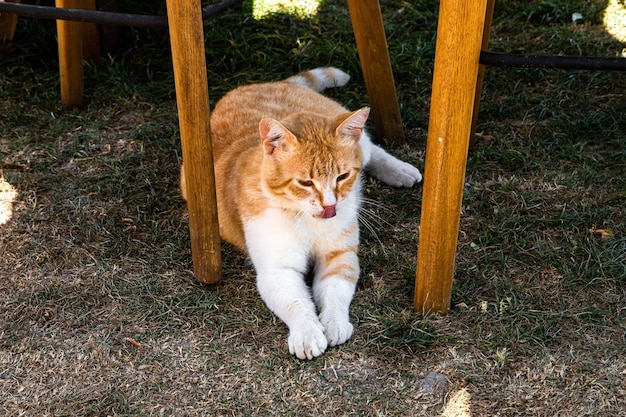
[358,201,395,229]
[358,196,393,213]
[290,209,308,231]
[357,209,387,253]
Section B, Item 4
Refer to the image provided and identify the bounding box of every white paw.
[288,323,328,360]
[394,160,423,187]
[366,151,423,187]
[322,319,354,347]
[374,160,422,187]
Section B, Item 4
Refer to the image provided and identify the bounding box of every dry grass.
[1,0,625,415]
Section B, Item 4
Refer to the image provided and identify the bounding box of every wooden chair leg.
[470,0,496,145]
[81,0,101,62]
[0,0,21,46]
[346,0,405,145]
[414,0,490,314]
[166,0,222,284]
[56,0,84,108]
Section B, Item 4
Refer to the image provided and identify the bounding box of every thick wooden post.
[166,0,222,284]
[415,0,489,314]
[346,0,405,145]
[56,0,84,108]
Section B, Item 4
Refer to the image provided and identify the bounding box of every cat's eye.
[337,173,350,182]
[298,179,314,187]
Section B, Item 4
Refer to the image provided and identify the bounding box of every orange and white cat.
[181,68,422,359]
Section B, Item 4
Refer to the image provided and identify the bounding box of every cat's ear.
[335,107,370,143]
[259,118,297,156]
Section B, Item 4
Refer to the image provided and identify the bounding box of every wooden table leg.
[166,0,222,284]
[346,0,405,145]
[414,0,489,314]
[56,0,84,108]
[470,0,496,145]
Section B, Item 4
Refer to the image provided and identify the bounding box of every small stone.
[420,371,447,394]
[572,13,583,23]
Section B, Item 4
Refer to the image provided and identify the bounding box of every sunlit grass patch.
[603,0,626,45]
[0,176,17,226]
[252,0,323,19]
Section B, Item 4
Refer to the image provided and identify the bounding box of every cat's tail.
[285,67,350,93]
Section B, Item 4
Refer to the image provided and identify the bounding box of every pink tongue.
[321,206,336,219]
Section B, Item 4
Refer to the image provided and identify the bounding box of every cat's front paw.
[288,324,328,360]
[367,155,423,187]
[377,160,422,187]
[322,319,354,347]
[394,160,423,187]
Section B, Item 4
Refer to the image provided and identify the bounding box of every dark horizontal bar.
[0,0,243,29]
[480,51,626,71]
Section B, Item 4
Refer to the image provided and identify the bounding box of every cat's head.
[258,108,368,219]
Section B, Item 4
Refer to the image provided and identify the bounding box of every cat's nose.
[320,205,336,219]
